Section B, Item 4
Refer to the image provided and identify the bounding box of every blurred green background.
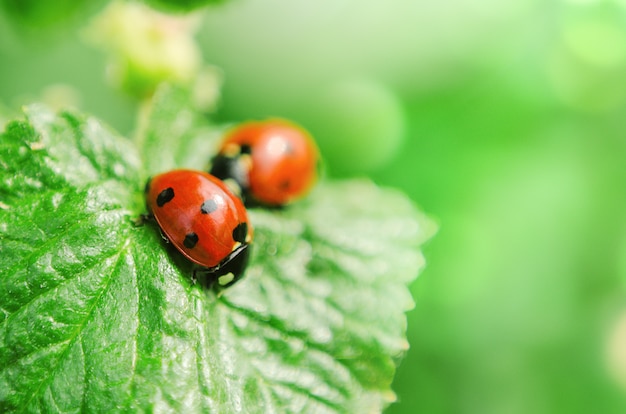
[3,0,626,412]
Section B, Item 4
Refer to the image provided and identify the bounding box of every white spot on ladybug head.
[218,272,235,286]
[240,154,253,171]
[223,143,240,157]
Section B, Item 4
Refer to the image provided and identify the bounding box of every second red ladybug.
[145,169,253,288]
[210,119,319,206]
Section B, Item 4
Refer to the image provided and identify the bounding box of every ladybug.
[145,169,253,288]
[210,119,319,206]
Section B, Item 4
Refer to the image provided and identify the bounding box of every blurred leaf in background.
[144,0,224,12]
[2,0,626,413]
[83,1,204,98]
[0,0,106,29]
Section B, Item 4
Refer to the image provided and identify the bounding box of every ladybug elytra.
[210,119,319,206]
[145,169,253,288]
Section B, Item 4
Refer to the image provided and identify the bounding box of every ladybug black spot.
[201,199,218,214]
[157,187,175,207]
[184,232,199,248]
[240,144,252,155]
[232,222,248,243]
[279,180,290,190]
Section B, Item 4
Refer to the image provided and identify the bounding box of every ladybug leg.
[192,266,217,289]
[137,212,171,243]
[159,228,171,243]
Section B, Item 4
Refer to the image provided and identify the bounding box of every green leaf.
[0,101,15,131]
[138,83,222,176]
[143,0,225,13]
[0,106,143,412]
[0,100,434,412]
[0,0,106,29]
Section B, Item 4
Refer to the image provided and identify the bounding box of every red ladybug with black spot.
[210,119,319,206]
[145,169,253,288]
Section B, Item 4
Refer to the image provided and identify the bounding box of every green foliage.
[4,0,626,412]
[0,102,15,130]
[0,0,106,29]
[0,88,433,412]
[139,84,221,175]
[300,79,406,176]
[144,0,224,13]
[84,2,204,99]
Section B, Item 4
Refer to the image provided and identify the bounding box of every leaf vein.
[0,209,127,320]
[222,299,357,394]
[267,375,343,412]
[0,236,126,332]
[17,241,130,413]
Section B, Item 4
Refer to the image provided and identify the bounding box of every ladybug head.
[210,153,250,201]
[207,244,251,289]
